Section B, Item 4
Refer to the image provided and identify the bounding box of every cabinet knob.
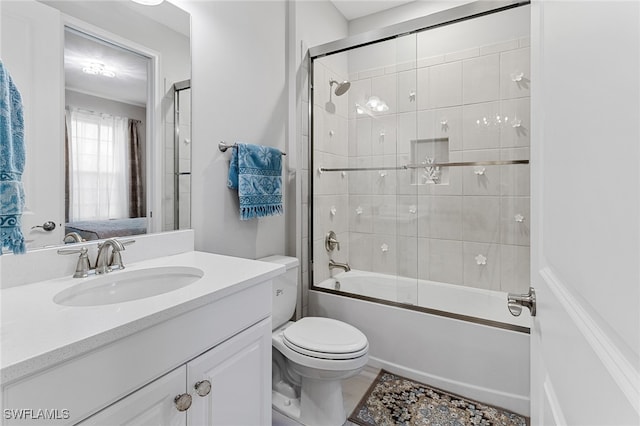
[194,380,212,397]
[174,393,192,411]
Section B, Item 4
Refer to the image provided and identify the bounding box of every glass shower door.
[310,4,531,330]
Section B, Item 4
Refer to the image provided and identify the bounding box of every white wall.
[65,90,146,123]
[348,0,473,36]
[295,0,348,64]
[295,1,348,315]
[175,0,287,259]
[169,0,347,314]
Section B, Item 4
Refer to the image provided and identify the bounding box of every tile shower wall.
[313,34,530,296]
[312,56,351,286]
[352,38,529,295]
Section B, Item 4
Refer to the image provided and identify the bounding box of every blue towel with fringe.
[227,142,283,220]
[0,60,26,255]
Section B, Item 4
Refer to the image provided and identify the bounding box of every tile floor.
[272,365,380,426]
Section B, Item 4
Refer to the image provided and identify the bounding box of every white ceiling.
[124,1,190,37]
[52,0,190,108]
[330,0,418,20]
[65,30,148,107]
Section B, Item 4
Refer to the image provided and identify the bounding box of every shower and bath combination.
[311,3,532,331]
[309,1,533,417]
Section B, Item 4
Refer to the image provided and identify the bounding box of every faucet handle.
[57,246,91,278]
[111,239,134,270]
[99,238,134,271]
[57,246,87,255]
[325,231,341,252]
[111,250,125,270]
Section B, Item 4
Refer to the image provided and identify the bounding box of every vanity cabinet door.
[78,366,187,426]
[187,318,271,426]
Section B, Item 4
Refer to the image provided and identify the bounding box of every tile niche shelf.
[410,137,450,185]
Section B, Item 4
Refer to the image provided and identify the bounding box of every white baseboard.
[366,356,530,417]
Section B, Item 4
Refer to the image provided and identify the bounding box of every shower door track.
[318,159,529,173]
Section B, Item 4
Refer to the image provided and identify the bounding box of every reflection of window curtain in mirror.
[66,108,128,221]
[127,119,144,218]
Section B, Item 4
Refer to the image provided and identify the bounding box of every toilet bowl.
[258,256,369,426]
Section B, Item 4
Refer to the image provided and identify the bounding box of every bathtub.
[316,270,531,330]
[309,270,531,416]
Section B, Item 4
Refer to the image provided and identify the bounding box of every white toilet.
[259,255,369,426]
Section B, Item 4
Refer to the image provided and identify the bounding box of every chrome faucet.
[329,259,351,272]
[95,238,126,274]
[57,238,135,278]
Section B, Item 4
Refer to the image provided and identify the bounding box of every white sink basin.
[53,266,204,307]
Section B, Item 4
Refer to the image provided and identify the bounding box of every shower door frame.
[173,79,191,231]
[307,0,531,334]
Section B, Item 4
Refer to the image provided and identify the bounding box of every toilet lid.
[282,317,368,360]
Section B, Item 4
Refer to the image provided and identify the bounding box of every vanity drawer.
[2,281,271,425]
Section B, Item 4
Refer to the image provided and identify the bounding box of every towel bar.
[218,141,286,156]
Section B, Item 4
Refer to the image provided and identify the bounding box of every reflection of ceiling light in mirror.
[131,0,164,5]
[82,62,116,78]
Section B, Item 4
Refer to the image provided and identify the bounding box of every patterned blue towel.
[227,143,283,220]
[0,60,26,255]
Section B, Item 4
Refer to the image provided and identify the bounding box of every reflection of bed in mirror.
[65,218,147,241]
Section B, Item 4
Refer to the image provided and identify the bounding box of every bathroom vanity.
[0,249,284,425]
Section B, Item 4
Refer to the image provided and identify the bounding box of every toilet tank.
[257,255,300,330]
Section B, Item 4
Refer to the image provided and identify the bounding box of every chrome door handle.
[31,221,56,231]
[507,287,536,317]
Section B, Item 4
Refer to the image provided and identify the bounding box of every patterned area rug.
[349,370,528,426]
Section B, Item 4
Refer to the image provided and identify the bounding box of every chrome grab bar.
[318,159,528,173]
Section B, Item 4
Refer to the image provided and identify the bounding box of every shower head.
[329,79,351,96]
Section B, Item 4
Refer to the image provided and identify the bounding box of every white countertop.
[0,251,285,384]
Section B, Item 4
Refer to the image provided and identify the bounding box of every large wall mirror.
[0,0,191,251]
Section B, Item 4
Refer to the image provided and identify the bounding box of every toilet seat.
[282,317,368,360]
